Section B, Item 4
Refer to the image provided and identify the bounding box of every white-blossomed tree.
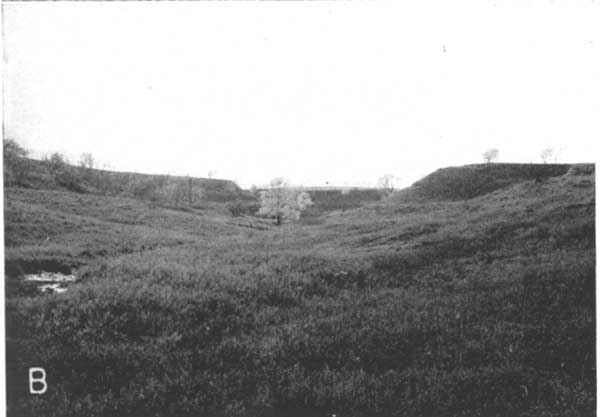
[258,177,313,225]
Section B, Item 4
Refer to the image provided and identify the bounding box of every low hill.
[395,163,593,202]
[6,157,251,204]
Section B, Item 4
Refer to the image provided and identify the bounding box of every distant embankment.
[227,186,384,218]
[398,163,595,201]
[300,188,383,216]
[7,157,251,204]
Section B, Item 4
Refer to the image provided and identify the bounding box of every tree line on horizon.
[482,147,563,164]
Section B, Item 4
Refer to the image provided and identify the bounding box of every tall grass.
[4,171,595,417]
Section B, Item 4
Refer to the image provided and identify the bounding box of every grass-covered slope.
[397,163,591,201]
[3,187,267,296]
[4,165,596,417]
[11,157,250,203]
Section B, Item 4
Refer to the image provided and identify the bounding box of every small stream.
[24,272,77,294]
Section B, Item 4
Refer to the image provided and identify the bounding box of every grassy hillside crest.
[395,163,593,202]
[7,156,250,204]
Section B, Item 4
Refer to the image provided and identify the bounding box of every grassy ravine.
[4,164,596,417]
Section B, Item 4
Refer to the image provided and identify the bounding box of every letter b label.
[29,367,47,394]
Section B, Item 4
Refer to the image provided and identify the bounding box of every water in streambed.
[24,271,77,294]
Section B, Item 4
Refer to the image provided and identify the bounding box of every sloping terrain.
[4,164,596,417]
[8,157,251,203]
[394,163,587,202]
[3,187,267,296]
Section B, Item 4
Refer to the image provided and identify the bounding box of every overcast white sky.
[3,1,599,188]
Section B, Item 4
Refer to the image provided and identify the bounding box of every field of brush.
[4,164,596,417]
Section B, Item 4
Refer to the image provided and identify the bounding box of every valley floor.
[4,171,596,417]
